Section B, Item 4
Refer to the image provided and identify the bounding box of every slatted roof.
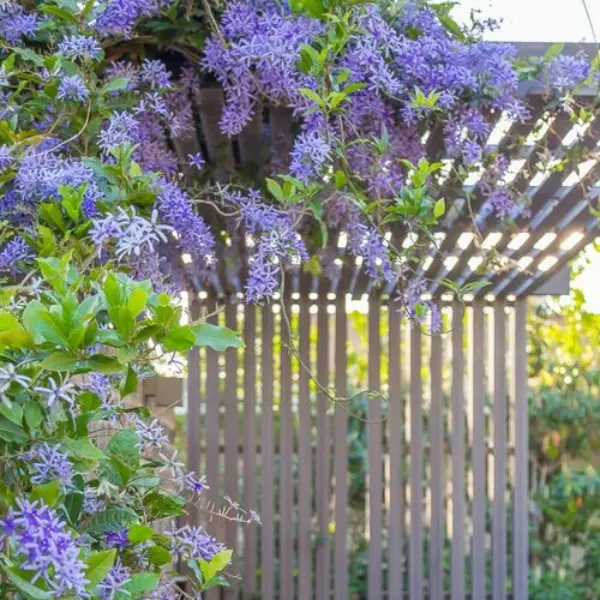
[171,42,600,300]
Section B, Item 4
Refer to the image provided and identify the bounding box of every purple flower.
[83,488,105,515]
[57,75,89,103]
[129,415,169,449]
[34,378,76,409]
[171,524,225,562]
[188,152,205,170]
[0,236,32,273]
[155,180,216,269]
[140,59,172,89]
[98,112,139,153]
[105,528,129,551]
[99,558,131,600]
[58,35,102,61]
[94,0,176,37]
[543,54,591,91]
[184,472,209,495]
[0,499,88,597]
[26,443,74,487]
[290,132,332,184]
[0,3,39,44]
[0,144,12,169]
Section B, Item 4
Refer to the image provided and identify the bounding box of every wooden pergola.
[147,43,599,600]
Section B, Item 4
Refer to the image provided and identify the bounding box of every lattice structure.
[168,42,600,302]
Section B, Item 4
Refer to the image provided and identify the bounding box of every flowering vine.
[0,0,594,597]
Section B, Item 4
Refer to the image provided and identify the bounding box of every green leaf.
[6,568,52,600]
[106,430,139,464]
[40,4,79,24]
[434,198,445,218]
[101,77,131,95]
[334,169,347,188]
[143,491,185,520]
[41,351,81,371]
[0,402,23,425]
[115,573,160,599]
[64,475,84,524]
[147,545,171,566]
[24,400,43,431]
[161,325,196,352]
[544,42,565,62]
[120,365,138,398]
[200,549,233,584]
[23,301,67,346]
[0,418,28,444]
[62,437,104,460]
[266,178,284,202]
[86,355,123,374]
[87,507,139,535]
[192,323,244,352]
[128,524,154,544]
[298,87,323,106]
[30,481,61,508]
[127,287,149,318]
[84,549,116,588]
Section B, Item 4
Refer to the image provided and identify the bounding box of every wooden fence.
[174,294,529,600]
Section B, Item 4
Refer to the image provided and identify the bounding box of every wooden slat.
[367,297,383,599]
[224,302,239,599]
[409,325,424,600]
[238,104,264,167]
[388,301,403,599]
[451,304,466,600]
[279,298,294,600]
[261,305,274,600]
[242,304,257,599]
[429,330,444,599]
[196,87,235,181]
[470,301,486,599]
[186,296,201,526]
[513,300,529,600]
[316,293,331,600]
[205,300,220,600]
[298,299,312,600]
[492,302,507,600]
[334,295,349,600]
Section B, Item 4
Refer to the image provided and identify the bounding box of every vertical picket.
[492,302,507,600]
[242,305,257,599]
[261,305,274,600]
[388,301,403,599]
[187,295,201,526]
[298,297,312,600]
[334,295,349,600]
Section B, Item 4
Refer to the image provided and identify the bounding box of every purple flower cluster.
[99,558,131,600]
[98,111,139,153]
[0,2,39,44]
[171,524,225,562]
[543,54,591,92]
[155,180,216,270]
[25,442,74,487]
[324,196,395,285]
[58,34,103,61]
[15,152,102,216]
[0,236,32,272]
[225,189,308,302]
[0,144,12,169]
[290,132,332,184]
[401,277,442,334]
[0,499,88,597]
[201,2,323,136]
[105,528,129,550]
[94,0,175,37]
[57,75,89,103]
[129,415,169,449]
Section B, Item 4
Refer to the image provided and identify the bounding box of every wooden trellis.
[146,42,600,600]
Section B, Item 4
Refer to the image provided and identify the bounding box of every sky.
[453,0,600,43]
[453,1,600,312]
